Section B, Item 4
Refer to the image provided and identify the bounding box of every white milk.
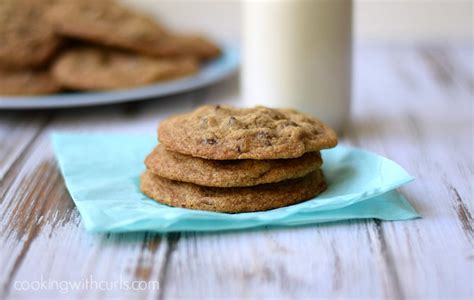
[242,0,352,132]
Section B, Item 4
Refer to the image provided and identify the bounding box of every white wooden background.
[0,43,473,299]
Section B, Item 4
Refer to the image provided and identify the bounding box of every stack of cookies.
[141,105,338,213]
[0,0,220,96]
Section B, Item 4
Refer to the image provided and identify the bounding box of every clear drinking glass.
[242,0,352,132]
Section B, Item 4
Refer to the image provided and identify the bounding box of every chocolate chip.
[256,131,273,146]
[235,145,241,153]
[288,121,299,127]
[256,131,272,140]
[201,138,217,145]
[215,105,221,110]
[228,116,237,125]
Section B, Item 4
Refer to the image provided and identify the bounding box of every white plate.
[0,44,239,109]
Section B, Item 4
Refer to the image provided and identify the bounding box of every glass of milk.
[242,0,352,132]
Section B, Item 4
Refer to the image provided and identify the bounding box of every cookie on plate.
[46,0,220,60]
[140,169,327,213]
[51,46,199,90]
[46,0,166,55]
[145,144,322,187]
[149,34,221,60]
[0,68,61,96]
[158,105,338,160]
[0,0,61,69]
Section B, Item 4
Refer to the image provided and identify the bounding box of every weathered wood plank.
[159,221,406,299]
[0,136,166,299]
[0,111,52,182]
[349,44,473,298]
[0,91,205,299]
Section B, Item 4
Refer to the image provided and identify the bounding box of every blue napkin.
[52,133,419,232]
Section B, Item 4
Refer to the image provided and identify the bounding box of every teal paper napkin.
[52,133,419,232]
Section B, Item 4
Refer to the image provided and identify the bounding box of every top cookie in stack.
[0,0,221,95]
[141,105,338,213]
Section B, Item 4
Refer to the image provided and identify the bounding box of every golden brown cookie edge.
[145,144,323,187]
[140,169,327,213]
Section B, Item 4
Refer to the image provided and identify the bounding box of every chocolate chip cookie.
[0,0,61,69]
[46,0,220,60]
[158,105,338,160]
[140,169,327,213]
[51,46,198,90]
[145,144,322,187]
[0,68,61,95]
[46,0,166,55]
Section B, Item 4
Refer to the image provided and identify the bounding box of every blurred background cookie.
[51,46,199,90]
[0,0,61,69]
[0,68,61,95]
[148,34,221,61]
[0,0,221,96]
[46,0,167,56]
[46,0,220,61]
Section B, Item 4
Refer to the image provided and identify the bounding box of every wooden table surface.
[0,44,472,299]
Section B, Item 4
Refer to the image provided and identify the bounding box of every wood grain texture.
[0,45,472,299]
